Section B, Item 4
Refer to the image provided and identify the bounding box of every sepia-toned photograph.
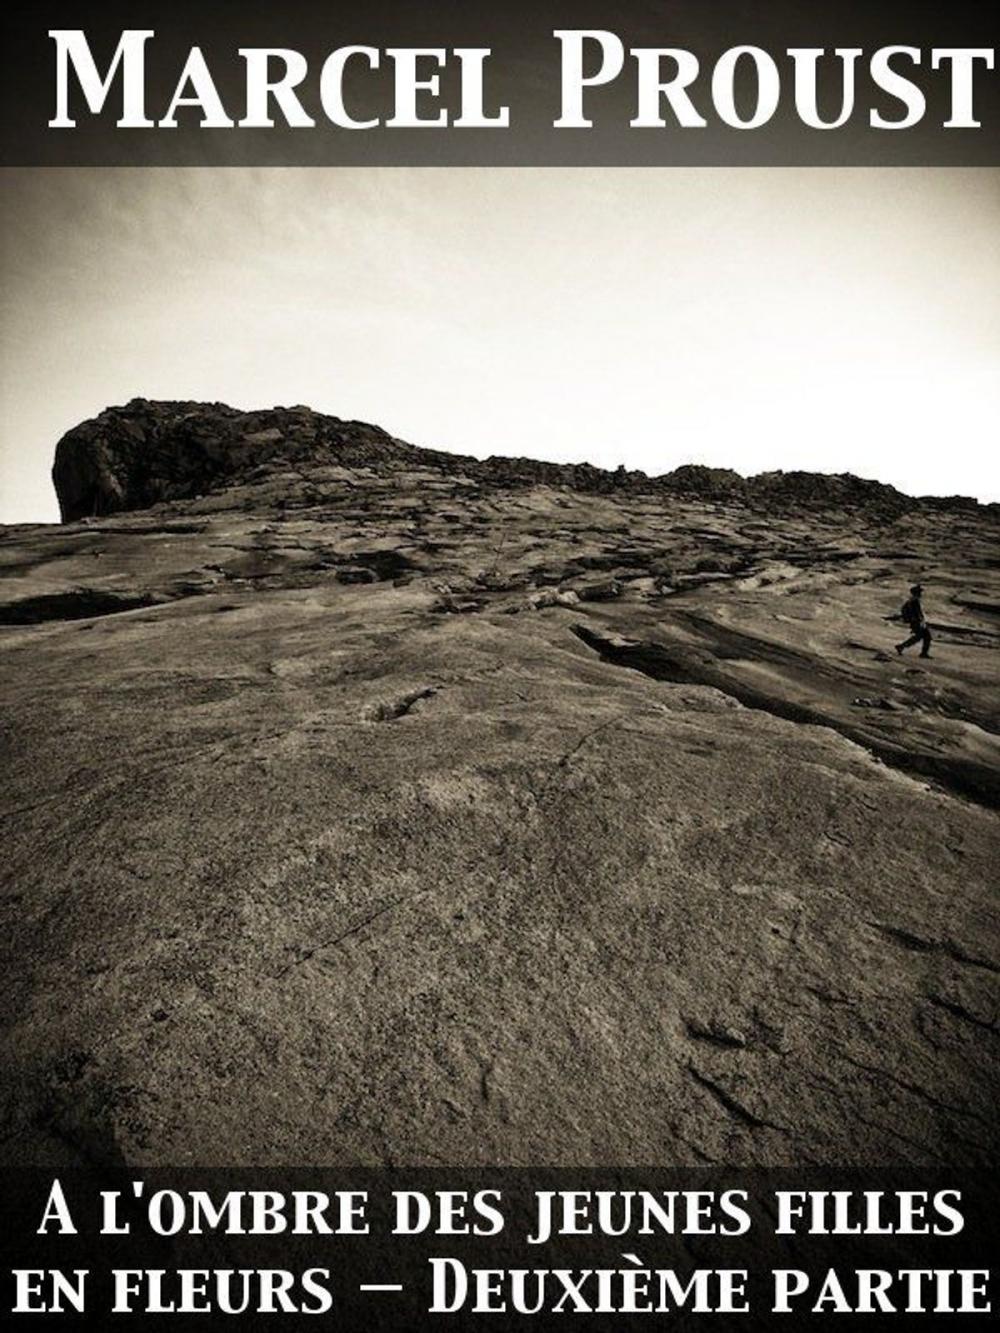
[3,164,996,1169]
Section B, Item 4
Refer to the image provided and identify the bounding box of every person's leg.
[896,632,920,653]
[920,627,932,658]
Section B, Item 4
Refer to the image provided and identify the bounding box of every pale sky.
[1,167,997,524]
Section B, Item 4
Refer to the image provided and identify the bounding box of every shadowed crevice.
[571,622,1000,811]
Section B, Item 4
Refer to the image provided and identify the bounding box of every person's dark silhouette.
[896,584,932,658]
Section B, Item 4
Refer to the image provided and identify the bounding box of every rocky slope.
[53,399,980,524]
[1,402,998,1168]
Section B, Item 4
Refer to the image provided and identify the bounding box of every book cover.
[1,1,997,1325]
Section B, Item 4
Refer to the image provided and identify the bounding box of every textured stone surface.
[2,402,997,1168]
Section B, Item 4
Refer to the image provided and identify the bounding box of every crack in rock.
[926,992,999,1036]
[684,1018,749,1049]
[686,1064,786,1134]
[276,899,408,978]
[870,922,999,975]
[363,686,439,723]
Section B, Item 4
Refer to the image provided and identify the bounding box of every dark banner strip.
[2,1168,998,1329]
[2,0,998,166]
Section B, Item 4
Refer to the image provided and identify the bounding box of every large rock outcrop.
[3,401,997,1168]
[51,400,431,523]
[52,400,984,524]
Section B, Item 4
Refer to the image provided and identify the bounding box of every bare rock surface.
[1,402,998,1168]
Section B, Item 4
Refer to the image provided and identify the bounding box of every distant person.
[896,584,932,659]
